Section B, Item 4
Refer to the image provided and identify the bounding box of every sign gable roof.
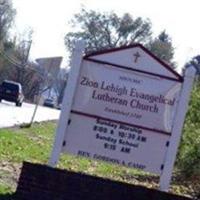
[84,44,183,82]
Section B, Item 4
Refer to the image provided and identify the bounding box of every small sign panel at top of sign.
[62,44,183,175]
[84,43,183,82]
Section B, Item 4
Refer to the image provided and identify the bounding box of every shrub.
[177,83,200,177]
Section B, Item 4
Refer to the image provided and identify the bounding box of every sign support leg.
[48,41,85,167]
[159,66,196,191]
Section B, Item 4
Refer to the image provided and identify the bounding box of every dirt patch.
[0,161,22,192]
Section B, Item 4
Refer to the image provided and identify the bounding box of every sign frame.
[49,41,196,192]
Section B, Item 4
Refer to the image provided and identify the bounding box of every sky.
[12,0,200,71]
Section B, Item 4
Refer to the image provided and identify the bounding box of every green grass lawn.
[0,122,198,198]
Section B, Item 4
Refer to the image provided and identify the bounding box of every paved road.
[0,100,60,128]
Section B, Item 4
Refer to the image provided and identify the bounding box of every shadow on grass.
[0,194,15,200]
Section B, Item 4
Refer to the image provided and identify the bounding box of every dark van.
[0,80,24,107]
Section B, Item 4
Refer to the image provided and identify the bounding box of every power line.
[0,50,22,68]
[0,49,45,79]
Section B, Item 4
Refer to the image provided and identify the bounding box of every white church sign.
[49,42,196,191]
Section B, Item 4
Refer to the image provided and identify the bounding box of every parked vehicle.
[57,103,62,110]
[0,80,24,107]
[43,98,56,108]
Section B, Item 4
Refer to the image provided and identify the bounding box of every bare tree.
[0,0,16,41]
[53,68,68,104]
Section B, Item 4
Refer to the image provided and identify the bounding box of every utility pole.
[19,40,32,84]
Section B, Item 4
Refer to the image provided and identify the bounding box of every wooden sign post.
[49,41,85,167]
[49,41,196,192]
[159,66,196,191]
